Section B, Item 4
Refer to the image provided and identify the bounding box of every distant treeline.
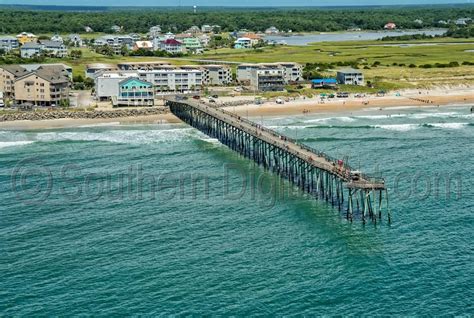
[0,5,473,34]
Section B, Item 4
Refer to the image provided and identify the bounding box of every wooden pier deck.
[166,98,389,223]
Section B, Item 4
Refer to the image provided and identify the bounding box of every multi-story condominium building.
[95,71,139,101]
[0,36,20,52]
[201,65,233,86]
[236,64,260,83]
[138,68,202,94]
[116,78,154,107]
[16,32,37,45]
[13,65,70,106]
[262,62,303,83]
[336,69,364,85]
[237,63,302,84]
[250,67,285,92]
[0,65,30,98]
[117,61,172,71]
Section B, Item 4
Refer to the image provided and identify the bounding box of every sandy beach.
[0,113,181,130]
[1,86,472,130]
[227,87,474,117]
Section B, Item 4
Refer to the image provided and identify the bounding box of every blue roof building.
[311,78,337,88]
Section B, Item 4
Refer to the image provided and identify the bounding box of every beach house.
[20,42,43,58]
[201,25,213,33]
[234,37,252,49]
[68,34,83,47]
[16,32,37,45]
[116,78,154,107]
[158,38,184,54]
[149,25,162,38]
[336,69,364,85]
[0,36,20,52]
[95,71,139,101]
[95,35,134,55]
[182,37,203,54]
[50,34,64,43]
[133,41,154,51]
[265,26,280,34]
[40,41,68,58]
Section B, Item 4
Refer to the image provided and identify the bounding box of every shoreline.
[228,91,474,117]
[1,89,472,130]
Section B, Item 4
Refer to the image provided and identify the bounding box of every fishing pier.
[166,98,390,223]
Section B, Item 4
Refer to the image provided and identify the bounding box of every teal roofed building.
[116,78,154,107]
[182,37,203,54]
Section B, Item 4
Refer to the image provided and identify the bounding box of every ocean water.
[1,105,473,315]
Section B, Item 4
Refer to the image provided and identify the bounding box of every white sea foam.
[303,118,329,124]
[411,112,460,119]
[34,128,196,144]
[356,114,408,119]
[428,123,468,129]
[303,116,355,123]
[335,116,356,122]
[374,124,419,132]
[0,141,35,149]
[77,122,122,128]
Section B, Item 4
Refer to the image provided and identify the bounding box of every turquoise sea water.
[1,105,473,315]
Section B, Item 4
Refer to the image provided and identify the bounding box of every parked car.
[208,98,216,103]
[275,98,284,104]
[211,94,218,98]
[192,95,201,100]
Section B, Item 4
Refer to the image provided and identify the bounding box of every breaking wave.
[0,141,35,149]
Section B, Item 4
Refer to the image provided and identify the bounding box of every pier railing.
[208,103,384,184]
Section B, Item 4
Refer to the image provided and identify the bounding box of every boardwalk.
[166,98,390,223]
